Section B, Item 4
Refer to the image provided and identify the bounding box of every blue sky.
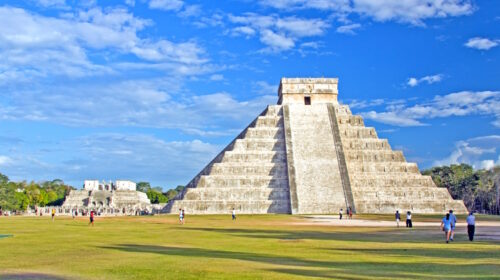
[0,0,498,189]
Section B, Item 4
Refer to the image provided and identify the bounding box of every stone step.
[196,175,289,188]
[209,163,288,175]
[339,127,378,139]
[233,139,285,151]
[350,176,436,188]
[183,187,290,201]
[264,105,283,116]
[254,116,283,127]
[337,115,364,126]
[242,127,284,139]
[343,138,391,150]
[352,186,453,200]
[169,199,291,214]
[347,162,420,173]
[354,200,466,214]
[221,151,286,163]
[345,150,406,162]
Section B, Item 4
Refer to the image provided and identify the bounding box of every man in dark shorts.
[89,211,95,226]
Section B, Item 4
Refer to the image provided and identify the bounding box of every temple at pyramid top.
[165,77,467,215]
[278,77,339,105]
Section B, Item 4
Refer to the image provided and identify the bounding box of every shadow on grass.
[329,247,499,259]
[1,273,71,280]
[178,227,447,243]
[101,244,498,279]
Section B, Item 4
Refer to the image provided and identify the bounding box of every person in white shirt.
[406,211,412,228]
[466,212,476,241]
[232,208,236,220]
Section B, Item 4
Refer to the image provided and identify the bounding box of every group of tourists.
[440,210,476,243]
[339,207,353,220]
[395,209,477,243]
[394,210,413,228]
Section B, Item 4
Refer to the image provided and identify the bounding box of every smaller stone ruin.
[60,180,153,216]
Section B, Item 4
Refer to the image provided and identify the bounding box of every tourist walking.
[72,210,75,219]
[441,213,452,243]
[232,208,236,220]
[179,208,184,224]
[349,207,353,219]
[395,210,401,227]
[449,210,457,241]
[466,212,476,241]
[89,210,94,226]
[51,208,56,221]
[406,211,412,228]
[339,208,343,220]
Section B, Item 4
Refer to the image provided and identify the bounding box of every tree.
[146,189,168,204]
[0,172,8,184]
[136,182,151,193]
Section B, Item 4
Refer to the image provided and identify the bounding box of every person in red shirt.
[89,211,95,226]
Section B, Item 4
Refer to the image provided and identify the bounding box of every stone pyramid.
[165,78,467,214]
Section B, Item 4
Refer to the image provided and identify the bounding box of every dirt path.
[293,215,500,241]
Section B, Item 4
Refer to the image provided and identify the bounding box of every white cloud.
[259,29,295,51]
[465,37,499,50]
[148,0,184,11]
[260,0,474,25]
[407,74,443,87]
[253,81,277,95]
[209,74,224,81]
[433,135,500,169]
[360,91,500,127]
[125,0,135,6]
[347,98,384,109]
[0,6,209,84]
[178,5,202,18]
[336,23,361,34]
[0,78,276,132]
[0,155,11,166]
[228,13,328,52]
[34,0,67,8]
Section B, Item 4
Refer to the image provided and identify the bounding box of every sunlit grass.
[0,214,498,279]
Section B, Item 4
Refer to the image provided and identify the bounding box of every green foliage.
[423,164,500,214]
[0,172,75,211]
[136,182,151,193]
[146,189,168,204]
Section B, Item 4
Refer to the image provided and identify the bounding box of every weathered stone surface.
[165,78,467,214]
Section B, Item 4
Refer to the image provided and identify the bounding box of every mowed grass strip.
[0,215,499,279]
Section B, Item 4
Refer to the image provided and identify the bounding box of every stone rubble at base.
[164,77,467,214]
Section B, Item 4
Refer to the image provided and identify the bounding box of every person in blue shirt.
[441,213,452,243]
[466,212,476,241]
[449,210,457,241]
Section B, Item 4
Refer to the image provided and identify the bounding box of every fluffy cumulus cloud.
[228,13,329,52]
[259,0,474,25]
[407,74,443,87]
[0,6,208,84]
[360,90,500,127]
[465,37,499,50]
[434,135,500,169]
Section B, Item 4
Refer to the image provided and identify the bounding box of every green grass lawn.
[0,215,499,279]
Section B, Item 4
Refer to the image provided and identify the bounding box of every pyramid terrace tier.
[195,175,289,188]
[220,151,286,163]
[182,187,290,201]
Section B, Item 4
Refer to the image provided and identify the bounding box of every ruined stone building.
[62,180,151,215]
[165,78,467,214]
